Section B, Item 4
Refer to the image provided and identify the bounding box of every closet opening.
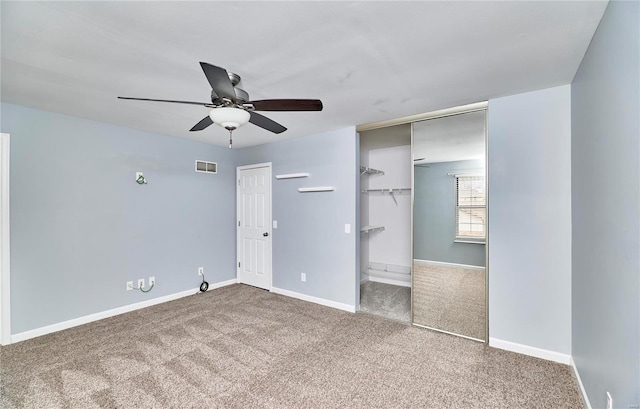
[358,124,412,323]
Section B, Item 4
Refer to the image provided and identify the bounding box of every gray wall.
[236,127,358,308]
[413,160,485,267]
[571,1,640,407]
[2,103,237,334]
[488,85,572,355]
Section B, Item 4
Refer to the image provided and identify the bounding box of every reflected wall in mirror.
[412,109,487,341]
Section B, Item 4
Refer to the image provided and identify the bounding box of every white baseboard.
[271,287,356,313]
[489,337,571,364]
[360,272,370,284]
[414,258,485,271]
[10,279,237,344]
[368,275,411,287]
[205,279,237,291]
[571,357,592,409]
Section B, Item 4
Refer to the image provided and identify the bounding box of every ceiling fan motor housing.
[211,88,249,105]
[210,71,248,105]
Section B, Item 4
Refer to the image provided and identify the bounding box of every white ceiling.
[1,1,607,148]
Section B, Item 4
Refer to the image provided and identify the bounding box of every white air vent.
[195,160,217,174]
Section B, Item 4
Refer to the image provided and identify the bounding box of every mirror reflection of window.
[455,175,486,243]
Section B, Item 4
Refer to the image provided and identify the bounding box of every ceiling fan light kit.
[118,62,323,148]
[209,107,250,130]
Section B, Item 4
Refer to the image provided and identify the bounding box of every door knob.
[263,232,269,237]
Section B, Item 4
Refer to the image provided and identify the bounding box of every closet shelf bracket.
[360,166,385,176]
[390,190,397,205]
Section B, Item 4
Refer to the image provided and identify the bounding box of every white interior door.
[237,163,272,290]
[0,133,10,345]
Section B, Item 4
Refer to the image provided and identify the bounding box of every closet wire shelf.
[360,225,385,235]
[361,188,411,205]
[361,188,411,193]
[367,262,411,275]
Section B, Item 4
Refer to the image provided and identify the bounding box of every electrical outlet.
[149,276,155,286]
[126,281,133,291]
[301,272,306,282]
[198,267,204,276]
[137,278,145,289]
[606,392,612,409]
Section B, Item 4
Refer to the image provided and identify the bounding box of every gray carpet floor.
[0,284,583,408]
[359,281,411,323]
[413,261,486,340]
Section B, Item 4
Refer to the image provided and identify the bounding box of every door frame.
[1,133,11,345]
[236,162,273,290]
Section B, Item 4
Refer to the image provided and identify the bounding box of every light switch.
[273,220,278,229]
[345,223,351,234]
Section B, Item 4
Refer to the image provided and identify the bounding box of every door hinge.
[238,221,240,227]
[238,262,241,268]
[238,179,241,186]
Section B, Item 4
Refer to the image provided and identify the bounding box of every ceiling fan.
[118,62,323,148]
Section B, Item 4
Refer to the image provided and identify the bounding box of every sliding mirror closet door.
[412,109,487,341]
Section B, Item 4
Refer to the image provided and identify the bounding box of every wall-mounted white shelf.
[275,173,310,179]
[298,186,335,193]
[360,166,384,176]
[360,225,385,235]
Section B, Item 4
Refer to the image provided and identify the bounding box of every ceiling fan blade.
[190,116,214,132]
[118,96,209,106]
[199,62,237,101]
[250,99,323,111]
[249,112,287,134]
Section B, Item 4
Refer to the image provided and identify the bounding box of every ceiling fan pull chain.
[229,129,233,149]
